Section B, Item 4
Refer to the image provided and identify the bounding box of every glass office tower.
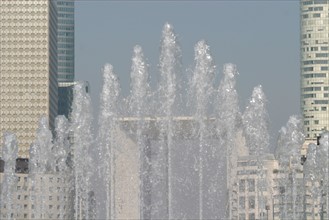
[57,0,75,118]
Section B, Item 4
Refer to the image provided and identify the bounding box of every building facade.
[0,159,74,219]
[300,0,329,140]
[0,0,58,158]
[231,154,278,220]
[57,0,75,117]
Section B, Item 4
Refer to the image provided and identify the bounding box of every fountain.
[1,23,329,220]
[0,133,18,220]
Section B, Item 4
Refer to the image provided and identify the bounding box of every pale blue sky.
[75,1,300,147]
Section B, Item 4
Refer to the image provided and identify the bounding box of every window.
[248,179,255,192]
[303,67,313,72]
[314,6,323,11]
[249,196,255,209]
[304,94,316,98]
[314,120,319,124]
[249,213,255,220]
[239,196,245,209]
[303,86,321,91]
[239,179,245,192]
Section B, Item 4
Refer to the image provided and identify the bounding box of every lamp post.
[279,186,285,220]
[265,205,270,220]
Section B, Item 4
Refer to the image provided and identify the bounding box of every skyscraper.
[57,0,75,118]
[0,0,58,158]
[300,0,329,140]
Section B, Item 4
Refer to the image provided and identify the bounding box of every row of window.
[302,13,323,18]
[239,179,255,192]
[58,74,74,79]
[237,170,258,175]
[58,32,74,37]
[300,19,326,26]
[59,20,74,25]
[57,1,74,6]
[308,6,324,11]
[303,86,323,91]
[303,73,327,78]
[239,213,255,220]
[58,7,74,13]
[1,28,48,33]
[316,53,329,57]
[302,29,329,38]
[304,94,328,99]
[237,161,258,167]
[303,59,328,65]
[58,37,74,43]
[58,50,74,55]
[302,46,329,52]
[58,26,74,31]
[303,66,328,71]
[59,56,74,61]
[314,100,329,104]
[58,13,74,19]
[303,0,329,6]
[58,61,74,67]
[239,196,256,209]
[2,212,67,219]
[0,18,48,24]
[0,42,48,48]
[305,118,327,126]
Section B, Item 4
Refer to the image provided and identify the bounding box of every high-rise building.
[57,0,74,83]
[57,0,75,117]
[300,0,329,140]
[0,0,58,158]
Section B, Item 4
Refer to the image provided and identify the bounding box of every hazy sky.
[75,0,300,148]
